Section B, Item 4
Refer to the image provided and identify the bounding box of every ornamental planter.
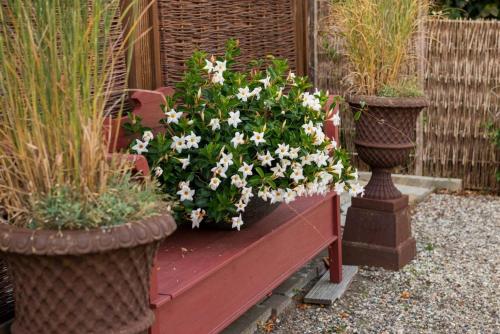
[347,95,428,199]
[343,95,428,270]
[0,214,176,334]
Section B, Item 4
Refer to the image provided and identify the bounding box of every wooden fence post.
[121,0,162,90]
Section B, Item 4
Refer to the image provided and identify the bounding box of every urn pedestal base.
[342,195,416,270]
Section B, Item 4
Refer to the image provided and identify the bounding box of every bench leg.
[329,195,342,283]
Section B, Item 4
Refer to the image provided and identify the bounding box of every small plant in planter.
[0,1,175,333]
[331,0,430,200]
[127,40,363,230]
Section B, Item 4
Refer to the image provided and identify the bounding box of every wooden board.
[304,265,358,305]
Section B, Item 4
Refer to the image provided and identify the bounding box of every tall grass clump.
[0,0,164,229]
[330,0,428,96]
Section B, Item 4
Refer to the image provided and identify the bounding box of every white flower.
[235,200,247,213]
[250,131,266,146]
[209,177,221,190]
[315,152,329,167]
[241,186,254,203]
[165,109,183,124]
[302,121,315,135]
[190,208,206,229]
[232,215,244,231]
[258,187,271,201]
[171,136,186,153]
[250,87,262,99]
[301,154,313,166]
[259,75,271,88]
[185,131,201,149]
[177,183,195,202]
[294,184,306,196]
[290,166,304,183]
[302,92,322,111]
[287,71,296,82]
[236,87,251,102]
[211,164,228,178]
[275,143,290,159]
[142,131,154,142]
[231,132,245,148]
[219,151,234,167]
[349,183,365,197]
[332,160,343,176]
[271,164,285,178]
[350,169,359,181]
[214,60,227,73]
[270,189,285,204]
[318,171,333,185]
[204,59,214,73]
[153,166,163,177]
[288,147,300,160]
[283,189,297,204]
[280,159,291,169]
[238,162,253,178]
[231,174,246,188]
[178,155,191,170]
[325,139,338,152]
[131,139,149,154]
[313,129,326,146]
[334,182,345,195]
[331,113,341,126]
[212,71,225,85]
[209,118,220,131]
[257,151,274,167]
[179,181,190,189]
[227,110,242,128]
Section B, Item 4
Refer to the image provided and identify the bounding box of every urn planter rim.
[0,212,176,256]
[346,94,429,108]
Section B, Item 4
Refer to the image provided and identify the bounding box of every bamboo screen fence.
[314,2,499,191]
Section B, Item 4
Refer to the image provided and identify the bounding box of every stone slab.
[359,172,462,192]
[221,304,272,334]
[304,265,358,305]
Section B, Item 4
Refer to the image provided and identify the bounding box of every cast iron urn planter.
[343,95,428,270]
[0,214,176,334]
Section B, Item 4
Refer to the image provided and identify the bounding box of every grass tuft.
[0,0,165,229]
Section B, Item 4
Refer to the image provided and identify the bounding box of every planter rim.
[0,212,176,256]
[346,95,429,108]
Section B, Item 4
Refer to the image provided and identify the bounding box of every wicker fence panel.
[423,19,499,191]
[156,0,300,87]
[314,2,499,190]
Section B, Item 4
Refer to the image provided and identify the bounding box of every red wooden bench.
[107,88,342,334]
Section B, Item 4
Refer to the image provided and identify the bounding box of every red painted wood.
[105,87,343,334]
[151,194,338,334]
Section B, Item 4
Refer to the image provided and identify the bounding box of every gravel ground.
[263,193,500,334]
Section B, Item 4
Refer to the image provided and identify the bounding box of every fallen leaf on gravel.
[401,290,411,299]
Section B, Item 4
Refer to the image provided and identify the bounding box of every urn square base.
[342,195,416,270]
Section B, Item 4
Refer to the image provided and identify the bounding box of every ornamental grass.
[0,0,163,229]
[330,0,428,96]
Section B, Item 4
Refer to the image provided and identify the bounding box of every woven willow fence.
[314,2,499,191]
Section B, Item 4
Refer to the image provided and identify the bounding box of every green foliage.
[127,40,362,229]
[486,121,500,181]
[432,0,499,19]
[378,79,424,98]
[31,174,166,230]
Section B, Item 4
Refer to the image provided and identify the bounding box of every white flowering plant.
[126,40,363,230]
